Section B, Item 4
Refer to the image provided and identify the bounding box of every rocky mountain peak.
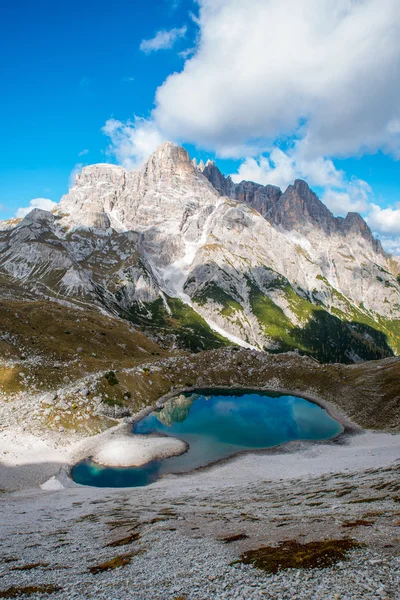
[200,160,384,253]
[339,212,383,253]
[75,163,126,187]
[18,209,56,229]
[201,160,235,197]
[273,179,336,234]
[144,142,195,178]
[293,178,313,195]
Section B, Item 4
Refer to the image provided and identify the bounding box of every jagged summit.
[273,178,337,234]
[197,157,382,252]
[49,142,381,256]
[1,141,385,261]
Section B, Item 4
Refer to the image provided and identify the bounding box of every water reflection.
[72,390,343,488]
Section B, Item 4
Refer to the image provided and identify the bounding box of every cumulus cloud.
[152,0,400,158]
[140,26,187,53]
[322,180,372,215]
[376,236,400,255]
[366,203,400,236]
[232,147,343,190]
[16,198,57,219]
[100,0,400,258]
[103,0,400,169]
[102,117,166,170]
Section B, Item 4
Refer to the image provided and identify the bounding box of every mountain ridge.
[1,142,399,362]
[197,159,383,253]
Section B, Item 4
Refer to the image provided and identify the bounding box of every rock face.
[199,160,282,219]
[200,162,383,251]
[271,179,337,234]
[1,142,399,362]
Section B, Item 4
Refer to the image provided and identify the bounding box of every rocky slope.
[1,142,399,362]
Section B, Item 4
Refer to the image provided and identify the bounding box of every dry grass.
[0,299,172,395]
[218,533,249,543]
[10,562,49,571]
[342,520,375,528]
[106,532,141,547]
[89,551,141,574]
[0,585,61,598]
[239,538,362,573]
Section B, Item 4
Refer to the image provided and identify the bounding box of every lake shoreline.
[76,389,344,487]
[0,382,392,494]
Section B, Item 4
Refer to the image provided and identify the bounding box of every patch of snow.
[40,476,64,491]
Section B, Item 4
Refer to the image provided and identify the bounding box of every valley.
[0,142,399,599]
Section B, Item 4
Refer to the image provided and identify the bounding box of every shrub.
[104,371,119,386]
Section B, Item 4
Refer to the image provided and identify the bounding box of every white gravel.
[91,434,187,467]
[1,426,399,599]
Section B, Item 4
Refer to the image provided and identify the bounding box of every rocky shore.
[1,349,399,598]
[0,431,399,599]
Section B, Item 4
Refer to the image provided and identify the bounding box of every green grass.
[126,295,232,352]
[193,282,242,317]
[247,278,394,363]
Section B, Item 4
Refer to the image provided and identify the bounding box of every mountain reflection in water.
[71,390,343,488]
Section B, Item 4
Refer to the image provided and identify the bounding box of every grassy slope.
[191,276,397,363]
[0,299,172,397]
[124,296,231,353]
[0,301,398,433]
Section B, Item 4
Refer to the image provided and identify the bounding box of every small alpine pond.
[72,390,343,488]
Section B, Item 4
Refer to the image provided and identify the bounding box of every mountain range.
[1,142,399,362]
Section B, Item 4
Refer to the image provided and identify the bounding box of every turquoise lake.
[72,390,343,488]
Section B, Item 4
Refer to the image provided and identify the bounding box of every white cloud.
[140,26,187,53]
[232,147,343,190]
[376,236,400,255]
[152,0,400,159]
[102,117,166,170]
[178,47,195,60]
[102,0,400,176]
[366,203,400,236]
[16,198,57,219]
[232,145,372,215]
[100,0,400,255]
[322,180,372,215]
[78,148,89,156]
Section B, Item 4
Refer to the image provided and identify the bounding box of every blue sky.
[1,0,400,251]
[0,0,193,215]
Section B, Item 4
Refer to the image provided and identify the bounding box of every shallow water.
[72,390,343,488]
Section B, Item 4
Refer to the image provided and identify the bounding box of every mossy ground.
[0,585,61,598]
[89,551,140,574]
[239,538,362,573]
